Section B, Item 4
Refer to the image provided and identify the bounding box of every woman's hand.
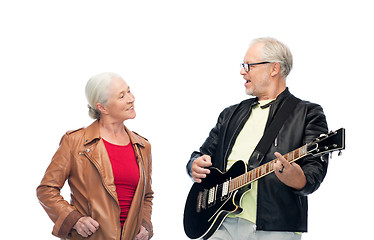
[73,216,100,237]
[135,225,149,240]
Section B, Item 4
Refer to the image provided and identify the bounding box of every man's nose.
[240,67,247,75]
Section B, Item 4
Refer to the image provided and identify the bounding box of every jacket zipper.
[223,102,256,168]
[138,147,147,236]
[81,151,120,206]
[255,101,278,230]
[128,146,146,240]
[223,115,249,165]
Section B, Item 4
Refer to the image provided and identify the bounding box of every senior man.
[186,37,328,240]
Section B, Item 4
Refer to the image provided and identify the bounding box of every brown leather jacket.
[37,121,153,240]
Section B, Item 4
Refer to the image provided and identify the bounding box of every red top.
[103,139,139,227]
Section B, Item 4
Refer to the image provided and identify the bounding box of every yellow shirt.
[226,99,273,223]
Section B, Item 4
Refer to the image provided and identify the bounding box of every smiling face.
[240,42,273,99]
[97,77,136,123]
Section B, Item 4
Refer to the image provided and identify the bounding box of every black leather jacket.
[186,88,328,232]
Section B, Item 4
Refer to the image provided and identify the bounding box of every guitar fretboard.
[229,145,308,192]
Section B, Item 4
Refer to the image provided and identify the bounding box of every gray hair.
[85,72,122,120]
[251,37,293,79]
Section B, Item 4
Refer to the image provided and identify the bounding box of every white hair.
[85,72,122,120]
[251,37,293,79]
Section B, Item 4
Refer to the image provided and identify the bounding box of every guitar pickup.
[207,186,216,206]
[220,180,230,201]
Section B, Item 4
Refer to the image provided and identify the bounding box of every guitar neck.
[229,145,308,192]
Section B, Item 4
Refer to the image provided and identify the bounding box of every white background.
[1,0,373,239]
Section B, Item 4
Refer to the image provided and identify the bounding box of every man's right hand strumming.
[191,155,212,183]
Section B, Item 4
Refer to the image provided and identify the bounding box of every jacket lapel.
[82,121,118,201]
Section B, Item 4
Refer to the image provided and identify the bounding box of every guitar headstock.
[307,128,345,156]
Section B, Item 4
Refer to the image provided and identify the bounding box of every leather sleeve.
[36,134,83,238]
[295,102,329,196]
[186,106,230,177]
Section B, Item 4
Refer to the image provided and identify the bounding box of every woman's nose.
[128,93,135,103]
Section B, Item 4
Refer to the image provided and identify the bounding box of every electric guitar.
[183,128,345,240]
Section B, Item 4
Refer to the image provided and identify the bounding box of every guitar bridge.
[197,189,208,213]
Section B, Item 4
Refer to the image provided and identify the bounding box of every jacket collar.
[83,120,145,147]
[243,87,291,108]
[274,87,291,102]
[259,87,291,108]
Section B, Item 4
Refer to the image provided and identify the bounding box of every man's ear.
[270,62,281,77]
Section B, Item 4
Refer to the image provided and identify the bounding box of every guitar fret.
[229,145,310,192]
[294,149,299,159]
[300,146,306,155]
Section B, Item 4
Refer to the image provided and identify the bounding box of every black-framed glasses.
[240,61,271,72]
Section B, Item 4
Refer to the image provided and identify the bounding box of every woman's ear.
[96,102,106,115]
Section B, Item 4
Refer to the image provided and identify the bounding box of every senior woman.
[37,72,153,240]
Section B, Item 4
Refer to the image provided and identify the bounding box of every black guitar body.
[183,160,250,240]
